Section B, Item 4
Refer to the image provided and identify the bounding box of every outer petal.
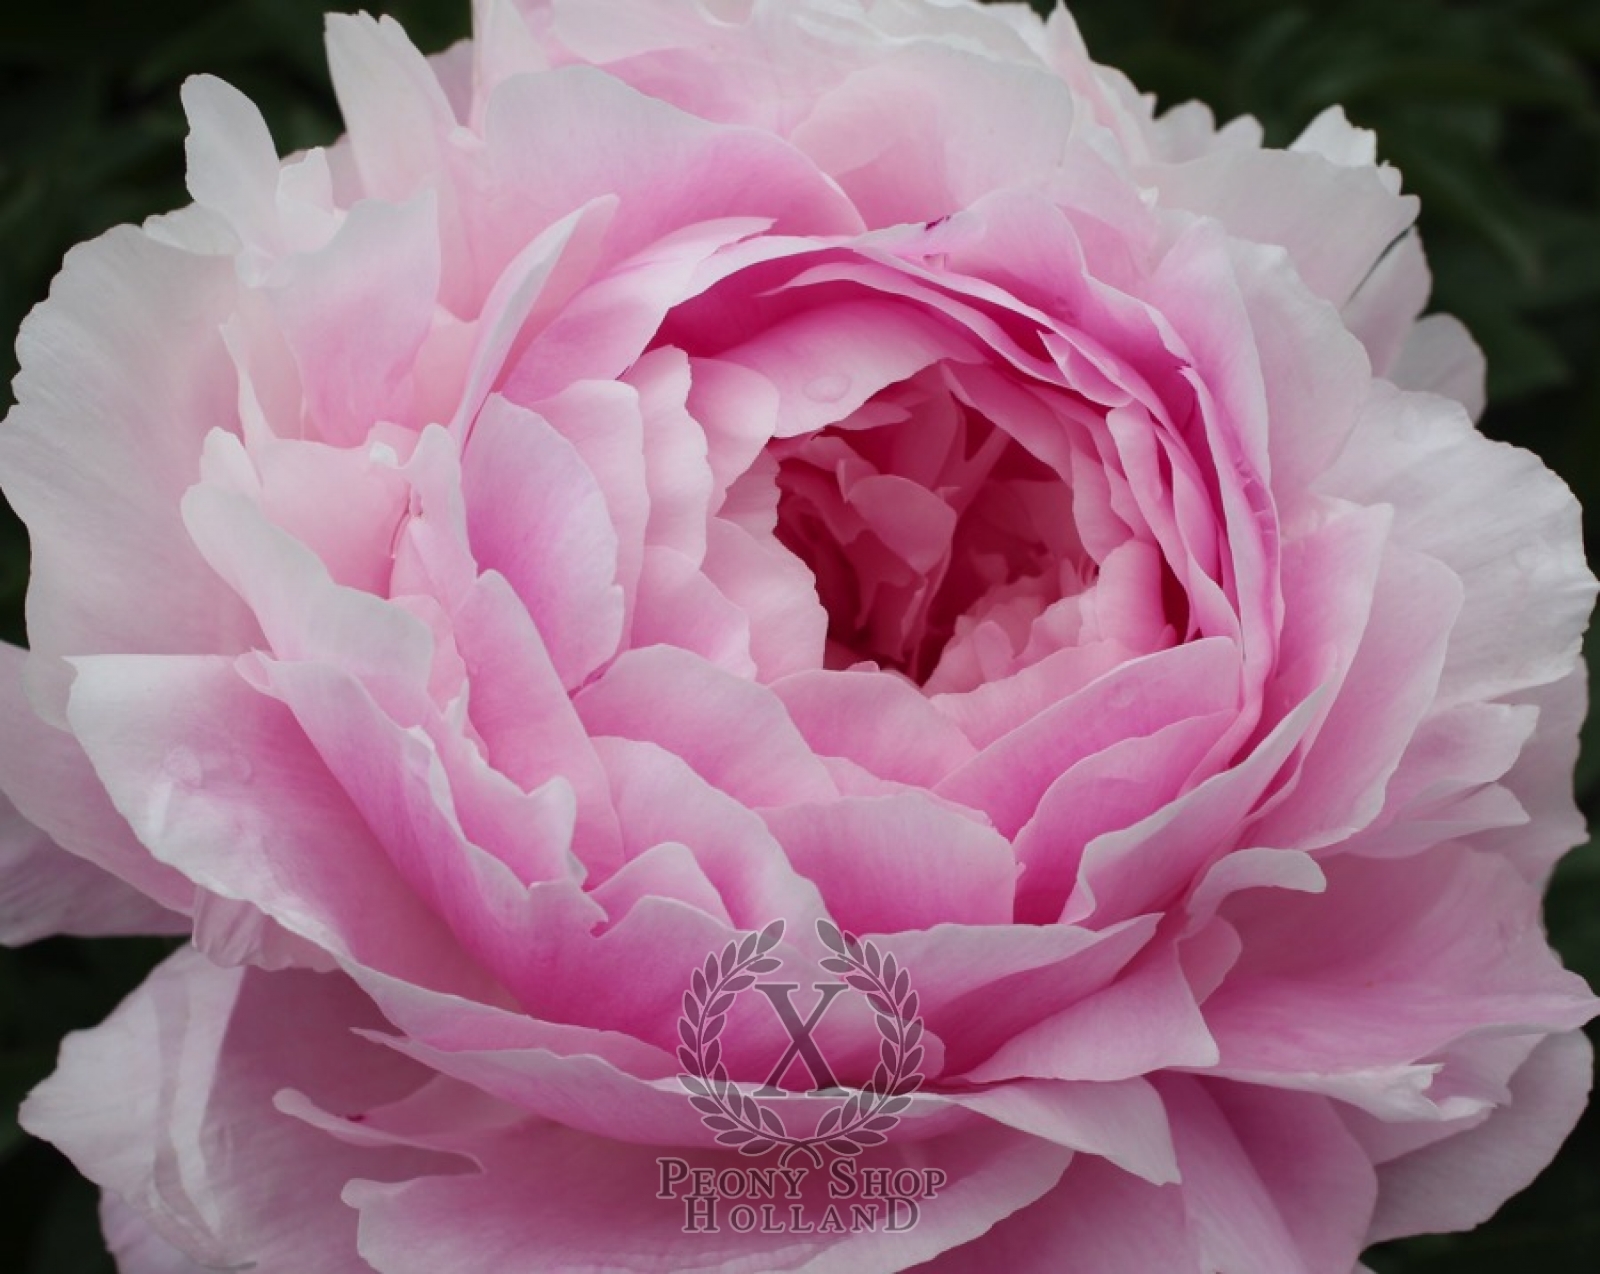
[1366,1030,1595,1242]
[1159,1077,1378,1274]
[20,948,463,1273]
[913,1154,1202,1274]
[347,1119,1072,1274]
[0,791,183,944]
[0,227,253,660]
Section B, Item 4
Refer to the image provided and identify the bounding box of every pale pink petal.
[234,434,412,594]
[701,518,829,680]
[594,735,829,930]
[182,476,435,695]
[1065,689,1323,926]
[1013,710,1232,925]
[1366,1030,1594,1241]
[265,191,441,443]
[519,377,648,625]
[180,75,281,252]
[0,228,251,660]
[626,347,715,563]
[325,14,457,202]
[913,1154,1202,1274]
[502,217,775,406]
[1321,382,1596,706]
[1147,146,1417,310]
[1341,232,1429,381]
[66,653,488,993]
[0,647,195,916]
[1206,847,1596,1088]
[630,545,758,677]
[947,1076,1178,1186]
[1469,666,1588,885]
[1159,1077,1378,1274]
[791,44,1078,226]
[100,1193,212,1274]
[20,949,461,1274]
[450,571,624,868]
[710,297,975,440]
[1388,313,1487,420]
[0,790,184,944]
[877,917,1159,1079]
[445,197,617,432]
[937,638,1240,837]
[475,65,861,284]
[1249,544,1461,850]
[348,1119,1071,1274]
[964,937,1217,1083]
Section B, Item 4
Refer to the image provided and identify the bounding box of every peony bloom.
[2,0,1595,1269]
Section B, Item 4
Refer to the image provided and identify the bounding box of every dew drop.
[1392,406,1434,445]
[1510,546,1547,577]
[163,746,205,788]
[804,372,851,404]
[223,750,255,784]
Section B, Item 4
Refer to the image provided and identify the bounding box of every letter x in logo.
[752,982,848,1096]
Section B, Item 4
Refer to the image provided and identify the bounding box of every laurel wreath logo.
[676,917,926,1167]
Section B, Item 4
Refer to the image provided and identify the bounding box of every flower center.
[766,370,1090,689]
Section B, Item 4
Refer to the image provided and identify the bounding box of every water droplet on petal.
[804,372,851,404]
[1393,405,1436,444]
[164,746,205,788]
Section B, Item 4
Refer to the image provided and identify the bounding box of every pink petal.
[914,1154,1201,1274]
[701,518,829,680]
[0,646,195,918]
[1366,1030,1594,1242]
[1323,382,1596,706]
[763,792,1017,932]
[66,653,487,992]
[792,43,1078,226]
[348,1118,1071,1274]
[265,191,442,443]
[937,637,1241,837]
[576,645,837,808]
[773,668,975,788]
[947,1076,1179,1185]
[1147,146,1416,311]
[1205,847,1597,1087]
[1158,1076,1378,1274]
[963,937,1218,1083]
[461,394,626,689]
[594,735,828,930]
[0,788,184,944]
[0,227,251,660]
[20,949,460,1274]
[630,545,757,677]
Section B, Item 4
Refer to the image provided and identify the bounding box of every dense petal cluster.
[1,2,1594,1271]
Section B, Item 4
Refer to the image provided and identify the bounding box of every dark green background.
[1,0,1596,1268]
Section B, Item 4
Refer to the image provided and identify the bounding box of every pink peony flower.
[2,1,1595,1270]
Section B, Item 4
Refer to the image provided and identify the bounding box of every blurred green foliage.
[1,0,1597,1269]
